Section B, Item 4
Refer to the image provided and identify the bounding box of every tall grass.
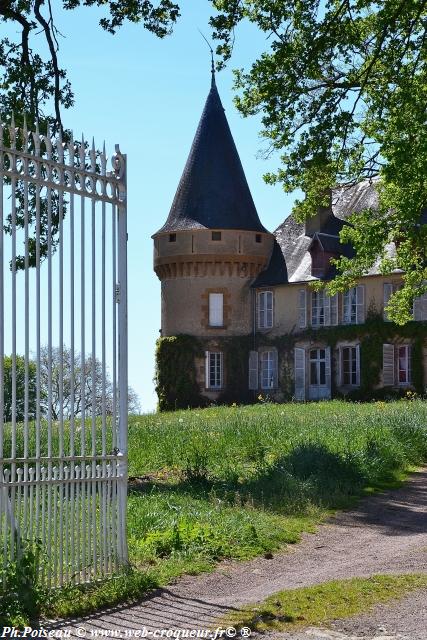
[128,400,427,499]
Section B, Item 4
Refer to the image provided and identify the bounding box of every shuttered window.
[257,291,273,329]
[209,293,224,327]
[205,352,223,389]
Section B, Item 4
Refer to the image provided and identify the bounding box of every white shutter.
[325,346,331,398]
[330,294,338,325]
[257,292,265,328]
[356,344,361,386]
[343,290,350,324]
[383,283,393,321]
[248,350,259,390]
[209,293,224,326]
[272,349,278,389]
[324,295,331,326]
[356,285,365,324]
[294,347,306,400]
[383,344,395,386]
[205,351,210,388]
[337,347,342,386]
[298,289,307,328]
[267,292,274,328]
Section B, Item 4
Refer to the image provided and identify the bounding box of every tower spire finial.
[198,30,215,86]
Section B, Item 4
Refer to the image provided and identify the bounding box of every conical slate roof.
[155,77,267,234]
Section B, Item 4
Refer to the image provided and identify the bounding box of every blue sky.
[46,1,297,412]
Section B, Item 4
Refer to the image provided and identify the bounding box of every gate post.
[114,145,129,564]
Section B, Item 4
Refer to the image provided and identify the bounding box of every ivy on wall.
[155,335,205,412]
[155,314,427,410]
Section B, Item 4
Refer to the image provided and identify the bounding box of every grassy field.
[2,399,427,624]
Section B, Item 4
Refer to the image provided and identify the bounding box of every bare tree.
[39,345,140,418]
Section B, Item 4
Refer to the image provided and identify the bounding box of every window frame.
[343,288,357,324]
[311,291,326,327]
[260,350,275,389]
[397,344,411,386]
[309,348,327,386]
[206,352,223,390]
[340,345,360,387]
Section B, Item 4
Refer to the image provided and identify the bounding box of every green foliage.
[3,355,37,422]
[256,313,427,398]
[155,335,205,411]
[217,335,254,405]
[228,574,427,633]
[0,541,43,627]
[210,1,427,323]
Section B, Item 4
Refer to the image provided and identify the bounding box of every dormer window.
[211,231,222,241]
[169,233,176,243]
[309,233,340,278]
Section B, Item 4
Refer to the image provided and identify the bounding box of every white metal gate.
[0,116,128,588]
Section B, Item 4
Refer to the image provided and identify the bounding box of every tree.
[0,1,180,131]
[0,1,180,273]
[3,355,37,422]
[209,0,427,324]
[39,345,140,419]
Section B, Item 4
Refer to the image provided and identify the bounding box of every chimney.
[305,189,332,236]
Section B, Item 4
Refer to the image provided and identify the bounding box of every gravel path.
[49,468,427,638]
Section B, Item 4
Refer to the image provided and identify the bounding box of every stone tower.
[153,73,274,402]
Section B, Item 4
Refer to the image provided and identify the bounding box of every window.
[211,231,222,241]
[382,344,412,386]
[384,282,401,320]
[309,348,326,385]
[343,286,365,324]
[341,346,360,386]
[257,291,273,329]
[169,233,176,242]
[206,352,223,389]
[398,345,411,385]
[255,234,262,243]
[311,291,326,327]
[260,351,276,389]
[343,288,357,324]
[209,293,224,327]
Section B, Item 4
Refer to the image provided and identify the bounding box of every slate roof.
[254,179,392,286]
[252,240,288,287]
[154,77,267,235]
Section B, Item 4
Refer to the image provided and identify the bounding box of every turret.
[153,75,274,338]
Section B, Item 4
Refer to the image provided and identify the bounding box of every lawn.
[2,399,427,624]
